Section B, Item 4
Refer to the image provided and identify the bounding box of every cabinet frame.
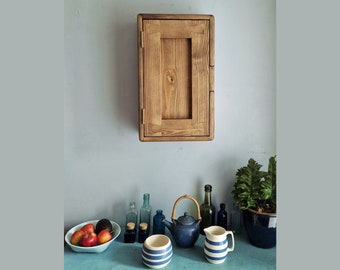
[138,14,214,142]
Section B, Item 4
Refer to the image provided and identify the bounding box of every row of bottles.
[199,184,242,234]
[124,193,166,243]
[124,186,235,243]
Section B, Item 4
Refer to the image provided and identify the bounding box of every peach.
[70,230,86,246]
[97,229,113,245]
[81,223,95,234]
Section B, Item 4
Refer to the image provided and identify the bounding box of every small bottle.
[200,184,216,234]
[126,202,138,233]
[153,209,165,235]
[124,222,136,243]
[217,203,228,230]
[140,193,151,233]
[138,222,149,243]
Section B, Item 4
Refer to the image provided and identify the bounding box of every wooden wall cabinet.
[138,14,214,141]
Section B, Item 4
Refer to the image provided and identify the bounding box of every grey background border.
[0,1,63,269]
[0,0,339,269]
[277,0,339,269]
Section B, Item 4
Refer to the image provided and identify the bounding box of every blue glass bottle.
[153,209,165,235]
[217,203,228,230]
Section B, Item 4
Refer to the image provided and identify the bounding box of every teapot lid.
[177,212,195,225]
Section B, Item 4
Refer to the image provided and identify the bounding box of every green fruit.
[96,218,113,234]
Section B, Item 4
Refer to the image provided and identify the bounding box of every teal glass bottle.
[200,184,216,234]
[140,193,151,233]
[153,209,165,235]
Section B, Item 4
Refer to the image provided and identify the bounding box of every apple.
[70,229,86,246]
[97,229,113,245]
[81,232,98,247]
[81,223,95,234]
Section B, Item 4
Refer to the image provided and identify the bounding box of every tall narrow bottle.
[126,202,138,232]
[217,203,228,230]
[200,184,215,234]
[140,193,151,233]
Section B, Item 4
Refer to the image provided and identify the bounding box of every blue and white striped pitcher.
[203,226,235,264]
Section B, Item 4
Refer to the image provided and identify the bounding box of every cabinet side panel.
[138,15,145,140]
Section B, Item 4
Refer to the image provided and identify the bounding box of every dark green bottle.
[200,184,215,234]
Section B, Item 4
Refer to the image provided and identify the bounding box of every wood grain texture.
[138,14,214,141]
[161,38,191,120]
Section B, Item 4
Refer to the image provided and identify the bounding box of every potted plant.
[231,156,276,248]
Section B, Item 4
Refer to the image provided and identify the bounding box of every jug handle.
[226,231,235,252]
[171,194,202,221]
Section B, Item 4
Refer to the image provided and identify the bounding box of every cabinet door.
[138,14,214,141]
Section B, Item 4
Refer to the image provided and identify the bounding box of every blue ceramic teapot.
[162,194,201,248]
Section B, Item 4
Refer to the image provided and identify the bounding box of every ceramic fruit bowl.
[65,220,121,253]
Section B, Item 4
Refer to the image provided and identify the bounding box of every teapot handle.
[171,194,202,221]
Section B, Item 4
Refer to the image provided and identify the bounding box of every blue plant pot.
[242,209,277,249]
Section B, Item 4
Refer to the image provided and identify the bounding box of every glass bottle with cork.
[124,201,138,243]
[200,184,216,234]
[138,222,149,243]
[126,202,138,231]
[124,222,136,243]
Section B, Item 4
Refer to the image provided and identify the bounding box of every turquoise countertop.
[64,231,276,270]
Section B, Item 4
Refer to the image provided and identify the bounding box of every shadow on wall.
[110,8,206,133]
[111,17,139,132]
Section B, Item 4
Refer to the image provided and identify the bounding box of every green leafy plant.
[232,156,276,213]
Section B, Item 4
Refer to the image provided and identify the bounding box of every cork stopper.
[139,222,148,231]
[126,222,135,230]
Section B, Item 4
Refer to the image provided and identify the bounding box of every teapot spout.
[161,219,173,231]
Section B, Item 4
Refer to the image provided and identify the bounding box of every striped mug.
[142,234,173,269]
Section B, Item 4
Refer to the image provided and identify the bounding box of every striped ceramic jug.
[203,226,235,264]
